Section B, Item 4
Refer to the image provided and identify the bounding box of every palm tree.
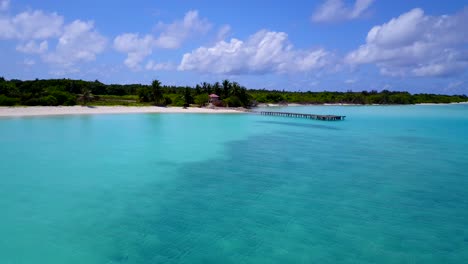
[201,82,212,94]
[232,82,241,96]
[183,87,193,107]
[152,79,163,106]
[78,88,94,106]
[222,79,231,98]
[213,82,222,96]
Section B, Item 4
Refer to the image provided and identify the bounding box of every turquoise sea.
[1,104,468,264]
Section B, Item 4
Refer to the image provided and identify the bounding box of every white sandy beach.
[0,106,244,117]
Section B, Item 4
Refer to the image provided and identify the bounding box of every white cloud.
[154,10,211,49]
[114,33,154,69]
[16,40,48,54]
[351,0,374,18]
[0,0,10,11]
[145,60,175,71]
[0,10,63,39]
[346,8,468,77]
[0,6,107,69]
[312,0,374,22]
[114,10,211,69]
[216,24,231,41]
[178,30,332,75]
[44,20,107,67]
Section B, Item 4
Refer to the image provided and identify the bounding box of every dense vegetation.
[0,77,466,107]
[249,89,468,105]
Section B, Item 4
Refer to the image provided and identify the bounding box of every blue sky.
[0,0,467,94]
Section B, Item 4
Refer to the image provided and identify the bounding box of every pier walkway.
[253,111,346,121]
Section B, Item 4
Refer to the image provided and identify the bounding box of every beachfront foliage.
[0,77,466,106]
[0,95,20,106]
[184,87,194,106]
[194,94,209,107]
[152,80,164,106]
[78,88,94,106]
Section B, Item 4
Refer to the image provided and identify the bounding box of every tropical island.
[0,77,467,108]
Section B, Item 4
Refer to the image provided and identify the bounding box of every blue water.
[1,105,468,263]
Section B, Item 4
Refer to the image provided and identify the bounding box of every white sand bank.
[0,106,244,117]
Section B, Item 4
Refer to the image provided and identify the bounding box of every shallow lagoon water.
[1,105,468,263]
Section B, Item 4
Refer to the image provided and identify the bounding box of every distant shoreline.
[0,106,244,117]
[257,102,468,107]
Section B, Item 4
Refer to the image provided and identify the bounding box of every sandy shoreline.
[2,102,466,117]
[0,106,244,117]
[258,102,468,107]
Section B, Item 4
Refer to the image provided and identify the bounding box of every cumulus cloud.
[114,10,211,69]
[114,33,154,69]
[178,30,332,75]
[0,5,107,70]
[44,20,107,67]
[0,10,64,39]
[16,40,48,54]
[346,8,468,77]
[312,0,374,22]
[154,10,211,49]
[0,0,10,11]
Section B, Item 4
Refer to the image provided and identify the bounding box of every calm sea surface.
[1,105,468,263]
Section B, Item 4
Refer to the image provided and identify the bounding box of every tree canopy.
[0,77,466,107]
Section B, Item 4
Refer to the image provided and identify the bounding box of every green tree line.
[0,77,466,107]
[249,89,468,105]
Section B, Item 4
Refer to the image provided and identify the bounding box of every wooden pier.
[254,111,346,121]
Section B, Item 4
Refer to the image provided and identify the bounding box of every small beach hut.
[209,94,220,104]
